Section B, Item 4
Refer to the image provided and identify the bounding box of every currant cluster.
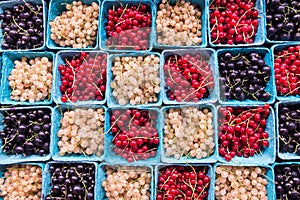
[275,164,300,199]
[156,165,211,200]
[0,2,44,49]
[278,103,300,155]
[215,166,269,200]
[209,0,259,45]
[164,53,214,102]
[0,108,51,156]
[218,105,270,161]
[102,166,152,200]
[45,163,95,200]
[219,52,271,101]
[266,0,300,41]
[104,3,152,50]
[58,52,107,103]
[274,45,300,97]
[110,109,159,162]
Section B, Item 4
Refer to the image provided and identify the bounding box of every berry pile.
[278,103,300,155]
[102,165,152,200]
[109,108,159,162]
[156,0,202,46]
[0,108,51,156]
[218,105,270,161]
[274,45,300,97]
[266,0,300,41]
[0,2,44,49]
[0,164,43,200]
[275,164,300,199]
[58,52,107,103]
[164,107,215,160]
[209,0,259,45]
[219,51,271,102]
[156,165,211,200]
[104,3,152,50]
[215,165,269,200]
[45,163,95,200]
[163,52,214,102]
[110,55,160,105]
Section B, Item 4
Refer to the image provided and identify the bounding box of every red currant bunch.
[274,45,300,97]
[163,53,214,102]
[105,3,152,50]
[218,105,271,161]
[58,52,107,103]
[209,0,259,45]
[110,109,159,162]
[156,165,211,200]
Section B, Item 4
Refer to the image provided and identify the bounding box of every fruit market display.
[0,0,299,199]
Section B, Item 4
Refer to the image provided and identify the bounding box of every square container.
[154,0,208,49]
[217,48,276,105]
[0,51,55,105]
[0,106,53,164]
[47,0,100,50]
[51,105,107,162]
[161,104,217,163]
[161,48,218,104]
[107,52,162,107]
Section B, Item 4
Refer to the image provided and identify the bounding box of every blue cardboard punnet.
[99,163,154,200]
[104,107,162,164]
[99,0,156,52]
[153,0,208,49]
[214,163,275,200]
[107,52,162,107]
[276,101,300,160]
[51,104,106,161]
[161,48,218,104]
[53,50,108,105]
[161,104,217,163]
[271,43,300,101]
[0,0,47,51]
[0,52,55,105]
[47,0,100,50]
[0,106,53,164]
[217,48,276,105]
[42,161,99,200]
[217,105,276,164]
[208,0,265,47]
[155,164,214,200]
[0,163,45,200]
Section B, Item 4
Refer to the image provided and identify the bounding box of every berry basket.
[0,51,55,105]
[99,163,154,200]
[275,101,300,160]
[0,106,53,164]
[217,105,276,164]
[0,0,47,52]
[160,104,218,163]
[161,48,218,104]
[53,50,108,105]
[0,162,45,200]
[51,104,107,162]
[154,164,214,200]
[208,0,265,47]
[107,52,163,107]
[214,163,275,200]
[104,107,162,164]
[42,161,99,200]
[99,0,156,53]
[271,43,300,101]
[47,0,100,50]
[153,0,208,49]
[217,47,276,105]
